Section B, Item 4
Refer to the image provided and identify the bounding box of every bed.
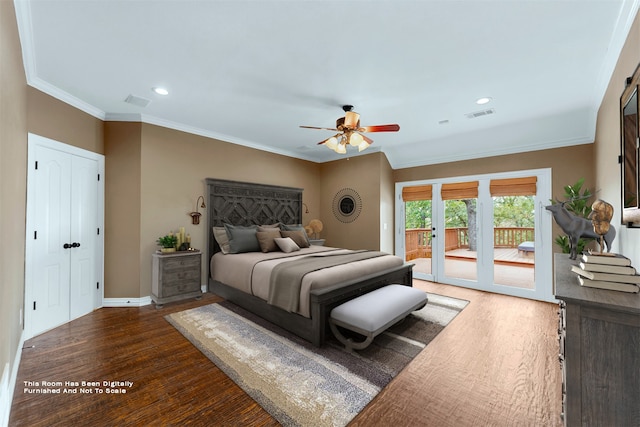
[206,178,414,346]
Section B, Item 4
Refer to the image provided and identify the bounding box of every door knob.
[71,242,80,248]
[63,243,71,249]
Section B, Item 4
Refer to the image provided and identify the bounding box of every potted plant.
[157,234,178,253]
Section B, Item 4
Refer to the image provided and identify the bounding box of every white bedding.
[210,246,405,317]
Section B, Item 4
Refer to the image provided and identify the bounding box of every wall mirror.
[621,62,640,226]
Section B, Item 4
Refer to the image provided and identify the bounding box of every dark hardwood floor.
[10,281,562,426]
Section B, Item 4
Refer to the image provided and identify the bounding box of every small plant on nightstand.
[157,234,177,253]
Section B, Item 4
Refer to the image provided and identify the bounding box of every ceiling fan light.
[357,141,370,152]
[325,136,338,150]
[349,132,363,146]
[335,144,347,154]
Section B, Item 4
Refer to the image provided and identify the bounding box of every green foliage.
[551,177,594,254]
[405,196,535,229]
[157,234,177,248]
[405,200,432,229]
[492,196,534,227]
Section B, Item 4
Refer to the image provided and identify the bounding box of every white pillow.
[213,227,230,254]
[274,237,300,253]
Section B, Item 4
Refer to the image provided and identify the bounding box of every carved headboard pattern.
[205,178,303,264]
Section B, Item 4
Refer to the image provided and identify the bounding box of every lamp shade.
[349,132,363,146]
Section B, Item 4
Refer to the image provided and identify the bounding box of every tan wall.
[132,123,321,298]
[595,11,640,261]
[0,0,27,397]
[393,144,596,246]
[104,122,142,298]
[27,88,104,154]
[320,152,387,251]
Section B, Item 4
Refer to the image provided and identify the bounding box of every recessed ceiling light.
[476,97,492,105]
[152,87,169,96]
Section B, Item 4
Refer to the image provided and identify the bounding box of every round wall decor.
[332,188,362,223]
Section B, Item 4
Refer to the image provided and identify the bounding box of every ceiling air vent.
[465,108,495,119]
[124,94,151,108]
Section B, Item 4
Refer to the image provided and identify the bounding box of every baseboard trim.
[103,296,152,307]
[1,331,25,427]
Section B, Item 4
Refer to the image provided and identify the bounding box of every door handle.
[63,243,71,249]
[71,242,80,248]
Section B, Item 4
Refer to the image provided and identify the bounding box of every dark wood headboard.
[205,178,303,270]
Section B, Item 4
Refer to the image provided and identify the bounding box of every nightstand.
[152,251,202,307]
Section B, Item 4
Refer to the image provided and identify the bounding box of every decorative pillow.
[281,230,310,248]
[274,237,300,253]
[213,227,231,254]
[256,230,282,253]
[281,224,310,245]
[224,224,260,253]
[259,223,281,229]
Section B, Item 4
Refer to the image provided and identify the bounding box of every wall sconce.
[189,196,206,225]
[302,202,309,214]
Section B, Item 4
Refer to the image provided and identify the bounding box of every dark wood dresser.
[152,251,202,307]
[554,254,640,426]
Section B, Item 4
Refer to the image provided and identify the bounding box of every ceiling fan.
[300,105,400,154]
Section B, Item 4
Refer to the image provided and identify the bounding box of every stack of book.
[571,251,640,293]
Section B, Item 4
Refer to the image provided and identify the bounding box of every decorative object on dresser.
[157,226,194,252]
[152,251,202,308]
[571,251,640,293]
[555,254,640,426]
[546,179,616,259]
[305,218,325,246]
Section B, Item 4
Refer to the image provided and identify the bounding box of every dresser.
[152,251,202,307]
[554,254,640,426]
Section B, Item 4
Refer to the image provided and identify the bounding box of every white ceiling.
[15,0,640,168]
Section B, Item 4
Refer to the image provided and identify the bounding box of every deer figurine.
[545,200,616,259]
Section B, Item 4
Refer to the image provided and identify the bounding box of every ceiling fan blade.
[360,124,400,133]
[343,111,360,128]
[300,125,339,131]
[361,134,374,144]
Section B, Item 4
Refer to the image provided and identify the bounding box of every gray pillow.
[274,237,300,253]
[224,224,260,253]
[281,224,310,245]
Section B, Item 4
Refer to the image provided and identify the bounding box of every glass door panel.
[404,198,433,280]
[492,195,536,289]
[443,198,478,282]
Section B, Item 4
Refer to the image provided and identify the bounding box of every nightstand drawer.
[163,268,199,283]
[162,256,200,271]
[163,280,200,298]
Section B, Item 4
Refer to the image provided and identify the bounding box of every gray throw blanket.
[267,250,387,312]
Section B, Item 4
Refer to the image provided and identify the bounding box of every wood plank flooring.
[10,282,562,427]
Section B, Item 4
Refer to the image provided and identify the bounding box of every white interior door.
[31,145,72,333]
[26,134,104,338]
[69,155,98,319]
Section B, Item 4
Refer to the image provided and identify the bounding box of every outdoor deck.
[411,247,535,289]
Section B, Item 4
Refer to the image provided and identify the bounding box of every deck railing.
[405,227,534,260]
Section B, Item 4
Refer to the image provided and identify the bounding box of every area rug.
[165,292,468,427]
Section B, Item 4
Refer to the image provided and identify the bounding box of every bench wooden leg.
[329,319,374,351]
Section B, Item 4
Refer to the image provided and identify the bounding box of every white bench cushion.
[329,284,427,350]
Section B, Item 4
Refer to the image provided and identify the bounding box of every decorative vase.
[161,247,176,253]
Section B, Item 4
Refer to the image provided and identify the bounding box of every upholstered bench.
[329,284,428,351]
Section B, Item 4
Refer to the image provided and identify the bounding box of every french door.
[397,169,553,302]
